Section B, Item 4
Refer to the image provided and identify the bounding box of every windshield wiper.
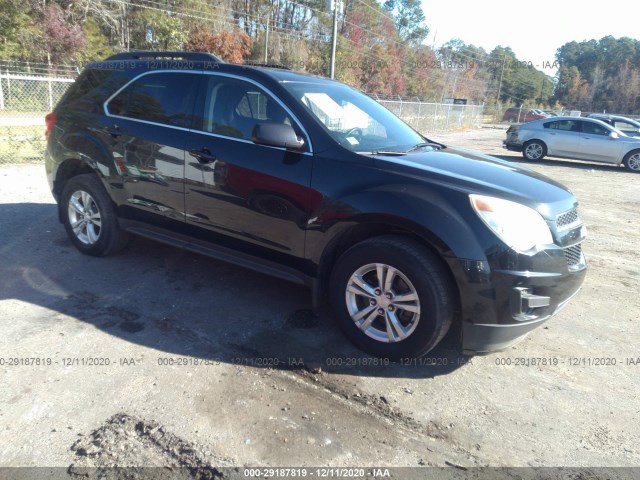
[405,142,444,153]
[359,150,407,156]
[358,142,444,156]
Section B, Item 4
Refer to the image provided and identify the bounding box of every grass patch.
[0,125,45,163]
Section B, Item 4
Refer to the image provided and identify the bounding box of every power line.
[98,0,546,102]
[105,0,325,41]
[105,0,435,83]
[354,0,396,25]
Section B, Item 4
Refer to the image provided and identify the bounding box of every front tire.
[623,150,640,172]
[329,236,455,360]
[60,174,130,256]
[523,140,547,161]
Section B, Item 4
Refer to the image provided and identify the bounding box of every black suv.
[45,51,587,359]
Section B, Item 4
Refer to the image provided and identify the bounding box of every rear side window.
[59,68,128,113]
[544,120,580,132]
[107,72,200,128]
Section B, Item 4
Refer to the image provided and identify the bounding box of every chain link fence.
[376,98,485,133]
[0,67,76,163]
[1,68,484,164]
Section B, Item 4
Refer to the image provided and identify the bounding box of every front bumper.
[451,237,587,354]
[503,141,523,152]
[461,267,585,354]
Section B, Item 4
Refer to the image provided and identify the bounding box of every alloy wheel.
[627,153,640,171]
[345,263,421,343]
[525,143,543,160]
[67,190,102,245]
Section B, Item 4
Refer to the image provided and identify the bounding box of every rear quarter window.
[58,68,129,114]
[106,72,200,128]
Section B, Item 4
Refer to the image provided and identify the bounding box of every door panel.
[184,74,317,260]
[101,71,200,226]
[104,120,190,224]
[541,119,584,158]
[579,121,621,163]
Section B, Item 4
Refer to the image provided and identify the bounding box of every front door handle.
[189,148,216,164]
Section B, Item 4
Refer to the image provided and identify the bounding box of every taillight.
[45,112,57,140]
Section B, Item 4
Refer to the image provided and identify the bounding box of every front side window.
[282,81,425,153]
[195,76,293,141]
[107,72,199,128]
[581,121,610,136]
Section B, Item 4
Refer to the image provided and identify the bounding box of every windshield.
[281,80,426,153]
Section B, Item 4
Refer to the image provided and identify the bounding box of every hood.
[372,146,577,216]
[619,133,640,141]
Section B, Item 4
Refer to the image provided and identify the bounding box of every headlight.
[470,194,553,252]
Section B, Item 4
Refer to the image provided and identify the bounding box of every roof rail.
[105,51,223,63]
[242,61,291,70]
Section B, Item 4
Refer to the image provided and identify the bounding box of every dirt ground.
[1,127,639,475]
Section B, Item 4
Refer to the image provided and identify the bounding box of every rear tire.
[60,174,130,256]
[329,236,455,360]
[523,140,547,161]
[623,150,640,172]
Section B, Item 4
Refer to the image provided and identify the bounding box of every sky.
[421,0,640,74]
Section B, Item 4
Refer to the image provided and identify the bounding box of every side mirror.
[252,123,305,150]
[609,132,619,140]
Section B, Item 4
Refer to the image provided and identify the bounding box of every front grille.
[564,244,583,267]
[556,209,580,230]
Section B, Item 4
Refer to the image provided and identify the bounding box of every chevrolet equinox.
[45,51,587,359]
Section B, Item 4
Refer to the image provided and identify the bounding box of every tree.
[0,1,86,64]
[338,1,407,95]
[0,0,32,59]
[186,26,251,63]
[78,18,114,63]
[129,9,185,51]
[383,0,428,45]
[554,36,640,113]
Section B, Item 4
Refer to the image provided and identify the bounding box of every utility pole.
[264,13,270,63]
[496,54,506,104]
[329,0,339,79]
[538,77,545,104]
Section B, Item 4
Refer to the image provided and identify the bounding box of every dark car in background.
[502,108,549,123]
[587,114,640,137]
[45,51,587,359]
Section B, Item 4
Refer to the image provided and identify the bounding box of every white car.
[503,116,640,172]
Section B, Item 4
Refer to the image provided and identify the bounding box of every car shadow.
[494,153,629,173]
[0,202,466,379]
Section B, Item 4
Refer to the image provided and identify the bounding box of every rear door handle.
[189,148,216,164]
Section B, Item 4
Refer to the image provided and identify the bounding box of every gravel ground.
[1,127,639,475]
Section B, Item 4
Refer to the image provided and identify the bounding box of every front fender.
[306,183,487,266]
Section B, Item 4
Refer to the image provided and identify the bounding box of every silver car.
[503,116,640,172]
